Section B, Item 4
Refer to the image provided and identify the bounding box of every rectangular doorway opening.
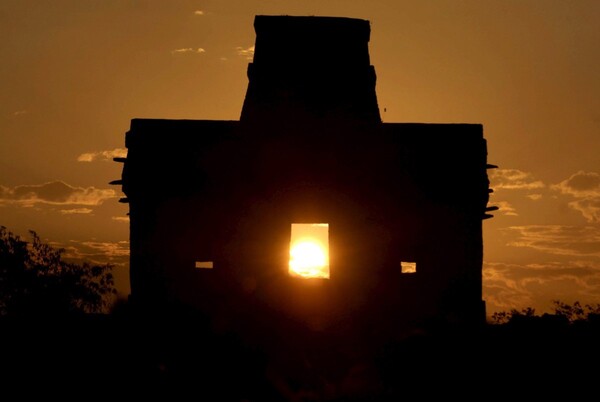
[289,223,329,279]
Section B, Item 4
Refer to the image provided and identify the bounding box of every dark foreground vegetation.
[1,227,599,400]
[1,303,599,401]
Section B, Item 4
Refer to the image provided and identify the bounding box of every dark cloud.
[553,171,600,197]
[504,225,600,257]
[0,181,116,207]
[552,171,600,222]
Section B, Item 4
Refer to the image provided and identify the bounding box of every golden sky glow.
[1,1,599,315]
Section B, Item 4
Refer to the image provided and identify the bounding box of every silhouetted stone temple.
[115,15,494,337]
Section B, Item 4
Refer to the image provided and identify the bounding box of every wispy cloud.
[13,110,28,116]
[568,198,600,223]
[171,47,206,55]
[526,194,543,201]
[77,148,127,162]
[492,200,518,216]
[483,260,600,314]
[503,225,600,258]
[484,262,537,311]
[552,171,600,198]
[194,10,204,16]
[0,181,116,207]
[552,171,600,222]
[236,45,254,60]
[60,208,93,215]
[112,216,129,223]
[489,169,545,191]
[63,240,129,267]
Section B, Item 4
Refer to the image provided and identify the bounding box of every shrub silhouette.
[0,226,115,315]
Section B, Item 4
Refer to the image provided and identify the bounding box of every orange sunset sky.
[1,1,599,316]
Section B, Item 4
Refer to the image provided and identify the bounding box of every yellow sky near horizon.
[1,0,599,315]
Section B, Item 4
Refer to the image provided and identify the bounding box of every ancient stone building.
[115,16,494,337]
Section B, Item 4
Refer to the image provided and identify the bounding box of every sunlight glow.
[289,224,329,279]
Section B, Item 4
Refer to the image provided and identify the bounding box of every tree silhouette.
[490,301,600,325]
[551,300,600,323]
[490,307,536,324]
[0,226,115,315]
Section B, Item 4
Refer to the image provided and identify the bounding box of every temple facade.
[116,16,494,337]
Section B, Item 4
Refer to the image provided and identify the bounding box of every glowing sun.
[289,239,329,278]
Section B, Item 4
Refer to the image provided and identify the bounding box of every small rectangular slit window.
[195,261,214,269]
[401,261,417,274]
